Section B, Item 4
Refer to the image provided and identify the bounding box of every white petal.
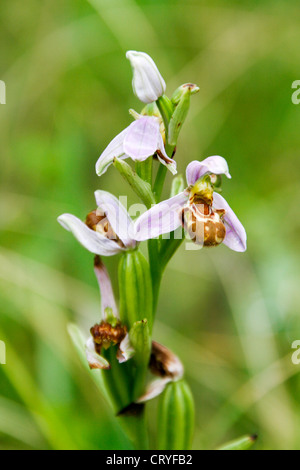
[213,192,247,252]
[117,333,135,363]
[126,51,166,104]
[135,377,171,403]
[134,192,188,241]
[94,256,119,320]
[58,214,124,256]
[85,337,110,370]
[95,127,129,176]
[94,190,136,248]
[123,117,159,160]
[186,156,231,186]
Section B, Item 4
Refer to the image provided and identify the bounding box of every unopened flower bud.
[171,83,200,106]
[119,250,153,330]
[126,51,166,103]
[168,83,199,146]
[157,379,195,450]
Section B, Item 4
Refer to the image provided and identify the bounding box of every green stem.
[102,347,133,411]
[156,95,174,133]
[148,238,163,315]
[149,96,177,313]
[118,409,149,450]
[160,230,184,270]
[153,165,167,202]
[136,158,152,185]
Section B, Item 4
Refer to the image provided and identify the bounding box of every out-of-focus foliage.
[0,0,300,450]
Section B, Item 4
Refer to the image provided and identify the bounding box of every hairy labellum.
[183,202,226,247]
[91,321,127,354]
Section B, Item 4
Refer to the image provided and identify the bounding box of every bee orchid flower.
[95,115,176,177]
[134,156,247,252]
[136,341,184,403]
[58,190,137,256]
[86,256,134,370]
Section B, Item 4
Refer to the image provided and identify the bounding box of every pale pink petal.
[94,190,136,248]
[186,156,231,186]
[213,192,247,252]
[95,127,129,176]
[134,192,189,241]
[126,51,166,103]
[94,256,119,320]
[58,214,124,256]
[123,117,159,160]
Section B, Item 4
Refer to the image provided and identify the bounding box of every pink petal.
[96,127,129,176]
[94,256,119,320]
[94,190,136,249]
[213,192,247,252]
[186,156,231,186]
[58,214,124,256]
[134,191,189,241]
[123,117,159,160]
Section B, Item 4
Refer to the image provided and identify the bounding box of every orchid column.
[59,50,247,451]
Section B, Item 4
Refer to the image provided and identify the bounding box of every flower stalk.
[59,49,248,451]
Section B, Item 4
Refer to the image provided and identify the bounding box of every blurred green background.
[1,0,300,450]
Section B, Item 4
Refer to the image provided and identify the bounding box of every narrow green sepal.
[113,158,155,209]
[157,380,195,450]
[171,175,185,197]
[217,434,258,451]
[118,250,153,332]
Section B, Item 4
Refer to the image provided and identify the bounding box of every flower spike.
[58,191,137,256]
[86,256,134,370]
